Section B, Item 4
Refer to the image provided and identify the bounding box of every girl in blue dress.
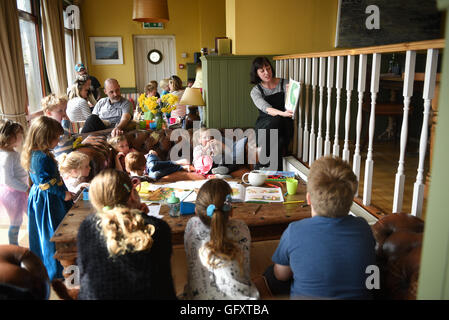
[21,116,74,280]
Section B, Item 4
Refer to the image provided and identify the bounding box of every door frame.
[133,35,177,92]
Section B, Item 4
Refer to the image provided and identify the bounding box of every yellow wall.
[81,0,226,88]
[227,0,338,55]
[198,0,227,50]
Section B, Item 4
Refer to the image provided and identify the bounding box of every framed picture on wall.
[90,37,123,65]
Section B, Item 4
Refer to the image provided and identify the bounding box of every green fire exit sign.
[143,22,164,29]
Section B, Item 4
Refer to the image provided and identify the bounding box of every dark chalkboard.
[335,0,442,48]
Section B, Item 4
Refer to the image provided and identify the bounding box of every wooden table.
[51,180,311,271]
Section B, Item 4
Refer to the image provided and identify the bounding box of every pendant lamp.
[132,0,169,23]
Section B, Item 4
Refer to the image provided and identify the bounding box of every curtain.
[41,0,68,96]
[0,0,28,128]
[72,0,88,68]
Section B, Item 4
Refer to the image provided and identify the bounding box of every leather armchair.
[371,212,424,300]
[0,245,50,300]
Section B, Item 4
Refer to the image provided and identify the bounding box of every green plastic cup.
[286,178,298,195]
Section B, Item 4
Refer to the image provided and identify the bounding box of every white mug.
[242,170,267,187]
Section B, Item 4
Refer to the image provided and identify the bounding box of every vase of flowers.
[138,93,178,130]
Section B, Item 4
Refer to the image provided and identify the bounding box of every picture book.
[263,171,296,182]
[285,78,301,116]
[229,183,284,203]
[138,181,199,203]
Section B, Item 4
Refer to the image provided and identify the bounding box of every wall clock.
[147,49,162,64]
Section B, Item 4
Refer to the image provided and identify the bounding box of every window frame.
[17,0,47,116]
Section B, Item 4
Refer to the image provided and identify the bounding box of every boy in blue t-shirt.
[266,156,376,299]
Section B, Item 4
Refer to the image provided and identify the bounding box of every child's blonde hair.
[144,82,157,96]
[195,179,243,271]
[159,78,169,90]
[125,151,146,173]
[21,116,64,171]
[307,156,358,218]
[89,169,155,257]
[0,119,24,150]
[108,135,127,150]
[58,151,90,178]
[41,94,68,114]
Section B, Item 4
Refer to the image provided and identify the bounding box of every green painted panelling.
[202,55,275,129]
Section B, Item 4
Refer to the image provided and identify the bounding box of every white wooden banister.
[273,39,444,215]
[316,57,326,160]
[363,53,382,206]
[411,48,439,217]
[343,55,355,162]
[309,58,318,164]
[324,56,335,156]
[353,54,367,195]
[303,58,311,162]
[393,50,416,213]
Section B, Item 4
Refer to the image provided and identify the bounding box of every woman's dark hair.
[250,57,274,84]
[169,75,183,91]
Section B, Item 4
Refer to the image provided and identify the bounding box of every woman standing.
[250,57,293,170]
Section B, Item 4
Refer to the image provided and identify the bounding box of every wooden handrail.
[274,39,445,60]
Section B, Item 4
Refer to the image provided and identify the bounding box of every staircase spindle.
[316,57,326,160]
[412,48,439,217]
[343,55,355,162]
[393,50,416,213]
[309,58,318,164]
[333,56,344,158]
[324,56,335,156]
[353,54,367,195]
[303,58,311,162]
[276,60,281,78]
[297,59,305,160]
[363,53,382,206]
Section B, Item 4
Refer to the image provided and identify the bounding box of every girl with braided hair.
[76,169,176,299]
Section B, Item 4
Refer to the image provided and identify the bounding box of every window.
[16,0,32,13]
[63,9,76,86]
[17,0,45,114]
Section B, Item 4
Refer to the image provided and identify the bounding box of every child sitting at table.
[182,179,259,300]
[76,169,176,299]
[58,151,91,194]
[264,156,376,299]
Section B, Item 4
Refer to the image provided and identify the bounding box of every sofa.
[371,212,424,300]
[0,245,50,300]
[75,127,254,182]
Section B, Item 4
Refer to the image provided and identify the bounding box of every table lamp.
[180,87,205,129]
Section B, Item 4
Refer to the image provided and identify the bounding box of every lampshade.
[132,0,169,23]
[180,88,205,106]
